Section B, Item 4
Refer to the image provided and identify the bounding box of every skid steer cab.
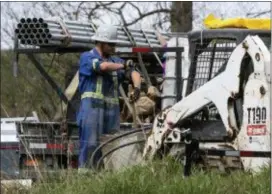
[143,28,271,176]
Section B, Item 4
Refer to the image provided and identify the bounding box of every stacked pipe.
[15,17,171,48]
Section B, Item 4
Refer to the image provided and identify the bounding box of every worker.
[76,24,142,173]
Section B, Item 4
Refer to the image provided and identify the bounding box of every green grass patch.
[5,157,270,194]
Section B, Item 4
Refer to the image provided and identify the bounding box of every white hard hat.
[91,24,118,44]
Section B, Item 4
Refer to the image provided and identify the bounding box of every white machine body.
[143,35,271,173]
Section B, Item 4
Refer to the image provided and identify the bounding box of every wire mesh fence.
[186,37,237,120]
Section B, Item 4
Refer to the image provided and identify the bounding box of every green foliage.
[1,50,80,120]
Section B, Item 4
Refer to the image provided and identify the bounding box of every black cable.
[90,126,151,170]
[96,139,146,170]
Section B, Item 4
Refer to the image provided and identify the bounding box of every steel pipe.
[40,39,94,48]
[44,23,95,32]
[26,29,32,34]
[46,31,161,45]
[20,17,169,36]
[48,28,93,36]
[29,23,35,28]
[23,34,29,39]
[35,23,41,28]
[32,39,38,44]
[43,23,169,40]
[32,18,38,23]
[44,28,50,33]
[26,18,32,23]
[46,26,95,34]
[38,28,44,33]
[41,19,166,36]
[47,28,160,40]
[21,39,26,44]
[18,35,161,47]
[38,39,43,44]
[41,18,94,28]
[18,31,162,47]
[117,30,159,39]
[15,29,20,34]
[17,18,170,47]
[41,33,47,38]
[26,39,32,44]
[23,35,160,47]
[45,34,158,47]
[44,22,163,37]
[32,29,38,34]
[35,34,41,39]
[48,34,93,43]
[45,28,163,44]
[117,27,160,36]
[17,23,23,29]
[20,18,26,23]
[20,29,26,34]
[23,23,28,29]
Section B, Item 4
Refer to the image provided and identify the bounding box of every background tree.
[171,2,193,32]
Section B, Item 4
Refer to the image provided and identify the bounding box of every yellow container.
[204,14,271,30]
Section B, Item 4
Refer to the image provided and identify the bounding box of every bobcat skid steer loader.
[143,30,271,176]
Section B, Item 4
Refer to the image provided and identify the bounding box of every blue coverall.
[76,48,135,169]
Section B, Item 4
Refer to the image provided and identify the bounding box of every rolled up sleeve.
[79,52,102,76]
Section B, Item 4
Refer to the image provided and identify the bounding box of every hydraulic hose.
[90,126,151,170]
[96,139,146,170]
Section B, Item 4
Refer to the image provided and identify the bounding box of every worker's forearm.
[131,71,142,88]
[100,62,124,72]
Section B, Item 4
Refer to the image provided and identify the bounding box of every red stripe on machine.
[240,151,254,157]
[132,47,151,53]
[46,144,64,149]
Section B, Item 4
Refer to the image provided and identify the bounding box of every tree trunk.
[170,2,193,32]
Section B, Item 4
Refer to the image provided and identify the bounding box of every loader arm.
[143,35,270,160]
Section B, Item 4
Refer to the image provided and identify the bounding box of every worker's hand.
[129,87,141,102]
[124,59,136,70]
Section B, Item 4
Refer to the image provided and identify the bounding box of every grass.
[2,157,270,194]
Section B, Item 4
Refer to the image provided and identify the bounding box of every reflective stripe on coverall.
[77,48,134,169]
